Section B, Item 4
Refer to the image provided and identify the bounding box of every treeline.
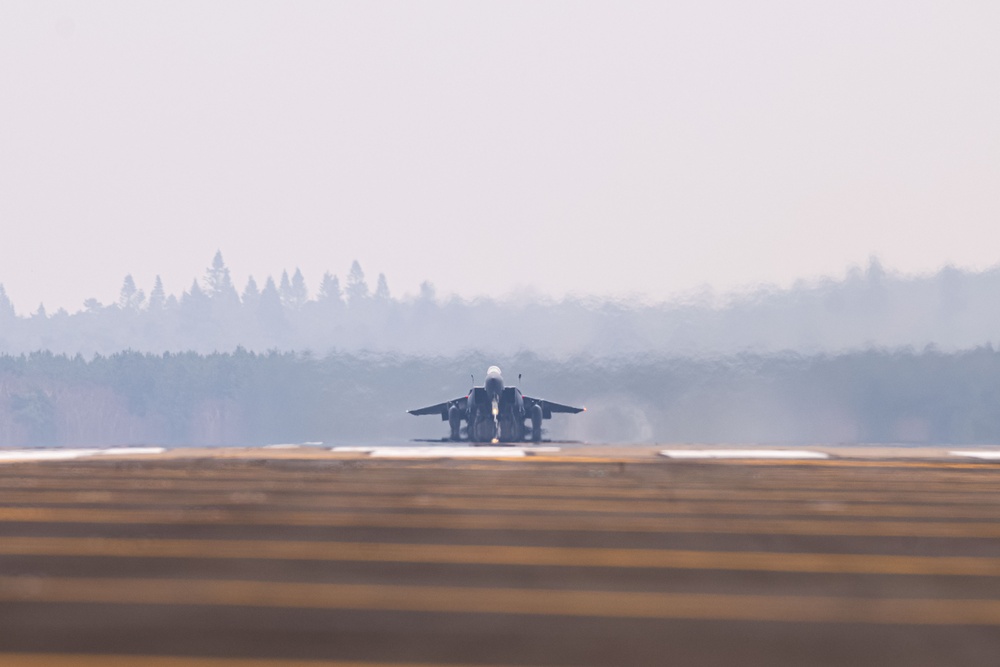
[3,347,1000,447]
[3,254,1000,357]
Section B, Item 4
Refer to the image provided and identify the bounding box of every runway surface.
[1,445,1000,666]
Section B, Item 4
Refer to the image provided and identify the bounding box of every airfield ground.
[0,444,999,666]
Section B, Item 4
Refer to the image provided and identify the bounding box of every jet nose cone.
[485,374,504,397]
[485,366,504,396]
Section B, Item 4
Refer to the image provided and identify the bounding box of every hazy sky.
[2,1,998,313]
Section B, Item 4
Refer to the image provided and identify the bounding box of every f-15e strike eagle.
[408,366,585,443]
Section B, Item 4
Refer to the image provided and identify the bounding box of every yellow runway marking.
[0,655,493,667]
[709,459,1000,470]
[5,490,1000,520]
[2,575,1000,625]
[6,454,999,474]
[4,477,1000,507]
[452,457,1000,469]
[0,477,647,496]
[5,537,1000,576]
[11,461,1000,490]
[3,465,646,485]
[2,506,1000,538]
[7,456,999,478]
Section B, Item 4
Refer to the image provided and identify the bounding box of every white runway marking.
[0,447,165,462]
[332,445,560,458]
[660,449,829,460]
[950,450,1000,460]
[0,449,101,462]
[96,447,166,456]
[370,447,527,458]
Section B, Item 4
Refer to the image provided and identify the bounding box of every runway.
[1,446,999,665]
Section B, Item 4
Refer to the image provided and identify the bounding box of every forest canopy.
[2,347,1000,447]
[4,254,1000,447]
[2,253,1000,358]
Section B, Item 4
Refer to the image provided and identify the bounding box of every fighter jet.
[408,366,585,443]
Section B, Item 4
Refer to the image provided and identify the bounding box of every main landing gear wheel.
[531,404,543,442]
[448,405,462,441]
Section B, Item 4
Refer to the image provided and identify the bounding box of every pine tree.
[258,276,285,331]
[419,280,436,302]
[148,276,166,311]
[118,274,145,311]
[205,251,239,304]
[241,276,261,309]
[279,270,293,307]
[34,303,47,319]
[182,279,209,311]
[375,273,390,301]
[0,284,14,319]
[866,255,886,285]
[261,276,281,302]
[290,268,308,308]
[317,272,342,304]
[346,260,368,304]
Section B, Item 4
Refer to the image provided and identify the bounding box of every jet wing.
[408,396,468,420]
[523,396,586,418]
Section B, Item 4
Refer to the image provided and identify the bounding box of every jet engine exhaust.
[492,397,500,443]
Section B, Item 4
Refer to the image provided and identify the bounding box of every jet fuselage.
[408,366,584,443]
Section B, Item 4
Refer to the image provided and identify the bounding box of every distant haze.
[2,1,999,312]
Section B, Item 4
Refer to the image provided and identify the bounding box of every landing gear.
[465,412,532,444]
[448,405,462,441]
[530,404,543,442]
